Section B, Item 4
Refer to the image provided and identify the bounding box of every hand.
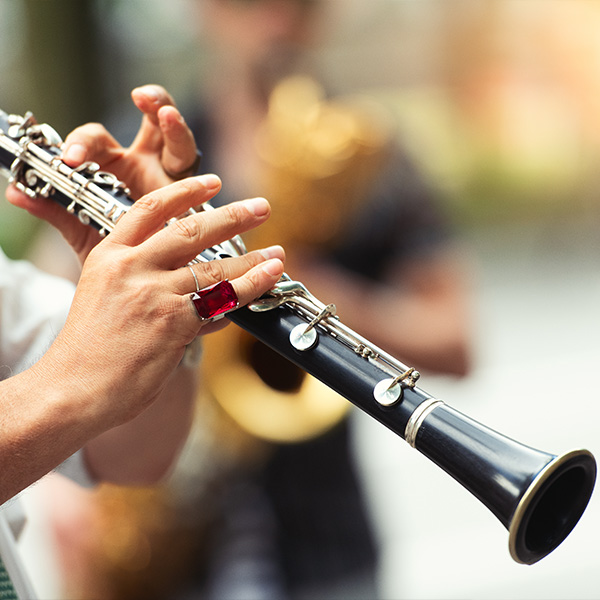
[61,84,200,195]
[34,174,285,429]
[6,84,200,264]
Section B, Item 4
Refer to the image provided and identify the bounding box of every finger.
[130,84,178,150]
[231,257,285,307]
[137,196,272,269]
[6,185,101,255]
[184,257,285,332]
[6,185,62,221]
[157,105,201,179]
[172,245,286,295]
[108,174,222,247]
[62,123,123,168]
[131,84,176,125]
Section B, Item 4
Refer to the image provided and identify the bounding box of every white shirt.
[0,247,74,375]
[0,247,92,598]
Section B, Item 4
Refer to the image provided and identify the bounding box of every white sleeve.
[0,248,75,376]
[0,508,38,600]
[0,250,96,487]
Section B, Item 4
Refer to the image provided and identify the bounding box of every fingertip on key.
[263,258,285,277]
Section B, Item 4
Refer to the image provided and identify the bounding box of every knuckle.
[243,267,267,296]
[222,203,247,229]
[133,191,164,217]
[199,260,226,284]
[71,122,104,136]
[66,122,106,146]
[177,177,199,196]
[157,296,182,327]
[171,216,202,244]
[174,177,207,205]
[91,247,136,284]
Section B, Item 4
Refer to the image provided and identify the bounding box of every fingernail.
[263,258,283,277]
[199,174,221,189]
[259,245,284,260]
[62,144,86,165]
[245,197,270,217]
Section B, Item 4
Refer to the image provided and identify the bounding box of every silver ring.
[188,264,200,292]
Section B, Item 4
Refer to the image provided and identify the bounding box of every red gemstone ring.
[190,279,240,322]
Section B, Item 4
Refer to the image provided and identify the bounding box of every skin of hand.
[1,86,286,501]
[6,85,202,265]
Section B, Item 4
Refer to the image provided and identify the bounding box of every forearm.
[0,363,108,505]
[0,362,197,504]
[83,365,198,485]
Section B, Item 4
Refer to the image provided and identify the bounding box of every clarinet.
[0,109,596,565]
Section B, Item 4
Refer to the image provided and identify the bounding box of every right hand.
[33,174,285,429]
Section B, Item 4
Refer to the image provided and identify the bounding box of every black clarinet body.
[0,108,596,565]
[230,305,595,565]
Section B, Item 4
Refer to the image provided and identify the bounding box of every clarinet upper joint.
[6,110,62,148]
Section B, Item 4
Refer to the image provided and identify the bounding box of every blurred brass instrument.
[201,75,390,444]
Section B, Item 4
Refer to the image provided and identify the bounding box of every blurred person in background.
[51,1,472,599]
[194,0,470,373]
[193,2,472,594]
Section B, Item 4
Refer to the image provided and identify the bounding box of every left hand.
[6,84,200,264]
